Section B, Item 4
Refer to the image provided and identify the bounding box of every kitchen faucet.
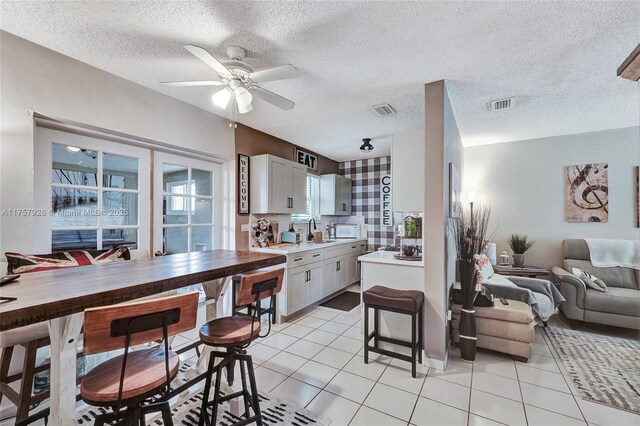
[307,218,317,241]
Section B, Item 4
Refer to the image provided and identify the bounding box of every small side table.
[494,264,549,279]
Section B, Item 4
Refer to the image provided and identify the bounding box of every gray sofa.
[551,239,640,330]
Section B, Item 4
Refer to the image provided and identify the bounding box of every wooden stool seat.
[81,348,179,405]
[363,285,424,313]
[199,317,261,347]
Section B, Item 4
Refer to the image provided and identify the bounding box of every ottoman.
[451,300,535,362]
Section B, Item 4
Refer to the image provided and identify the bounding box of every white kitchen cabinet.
[287,261,324,314]
[307,263,324,304]
[346,253,358,285]
[250,154,307,214]
[323,255,348,294]
[320,174,352,216]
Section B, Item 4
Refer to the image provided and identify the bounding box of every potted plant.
[451,203,492,362]
[507,234,535,266]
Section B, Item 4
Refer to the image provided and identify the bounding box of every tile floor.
[4,292,639,426]
[168,296,639,426]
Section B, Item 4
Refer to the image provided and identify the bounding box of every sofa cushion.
[5,247,130,274]
[584,287,640,317]
[571,268,607,292]
[564,259,637,290]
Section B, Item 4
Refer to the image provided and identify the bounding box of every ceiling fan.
[161,45,298,114]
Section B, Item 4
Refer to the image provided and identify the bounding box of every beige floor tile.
[270,377,321,408]
[318,321,351,335]
[421,376,470,411]
[469,389,527,426]
[260,332,298,350]
[342,356,387,381]
[306,390,360,426]
[378,362,427,395]
[520,382,583,419]
[525,404,587,425]
[364,382,418,421]
[349,406,406,426]
[304,328,340,345]
[296,316,329,329]
[252,365,287,392]
[291,360,340,388]
[473,350,518,380]
[279,323,315,338]
[284,339,325,359]
[308,309,341,321]
[468,414,506,426]
[472,371,521,402]
[531,341,554,357]
[342,324,363,339]
[312,346,355,369]
[428,362,472,387]
[328,335,362,354]
[515,363,571,393]
[576,398,640,426]
[520,353,561,373]
[245,342,280,365]
[261,351,308,376]
[325,371,376,404]
[410,397,468,426]
[332,313,361,326]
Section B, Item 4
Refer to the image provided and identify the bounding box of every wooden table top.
[0,250,286,331]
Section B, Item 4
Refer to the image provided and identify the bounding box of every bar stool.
[80,292,199,426]
[363,285,424,378]
[198,268,284,426]
[232,271,278,325]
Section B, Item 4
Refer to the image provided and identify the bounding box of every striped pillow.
[5,248,130,274]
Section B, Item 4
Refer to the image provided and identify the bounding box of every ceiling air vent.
[371,103,397,117]
[489,97,515,111]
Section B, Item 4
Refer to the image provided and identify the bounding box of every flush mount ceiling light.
[359,138,374,153]
[66,146,81,153]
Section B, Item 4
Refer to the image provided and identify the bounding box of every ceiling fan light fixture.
[359,138,374,153]
[212,88,232,108]
[238,102,253,114]
[235,86,253,107]
[66,146,81,153]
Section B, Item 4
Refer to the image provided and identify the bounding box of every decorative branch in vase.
[507,234,535,267]
[451,202,492,363]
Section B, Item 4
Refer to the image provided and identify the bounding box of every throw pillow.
[571,267,607,292]
[5,247,130,274]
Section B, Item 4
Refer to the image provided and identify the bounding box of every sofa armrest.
[550,266,585,288]
[551,266,586,310]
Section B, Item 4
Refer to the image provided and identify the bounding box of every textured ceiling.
[1,1,639,161]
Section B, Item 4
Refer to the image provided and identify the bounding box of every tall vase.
[457,259,477,363]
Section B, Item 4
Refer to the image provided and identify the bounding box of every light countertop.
[358,251,424,267]
[250,238,367,254]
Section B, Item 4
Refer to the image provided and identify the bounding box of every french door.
[153,152,222,255]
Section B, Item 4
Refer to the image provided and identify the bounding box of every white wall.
[0,31,234,255]
[392,129,424,212]
[424,80,463,369]
[464,127,640,269]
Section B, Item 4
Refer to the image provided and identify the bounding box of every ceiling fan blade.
[250,86,295,111]
[160,80,226,87]
[184,44,232,76]
[249,64,299,83]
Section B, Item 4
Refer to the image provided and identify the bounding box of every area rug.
[77,360,330,425]
[544,327,640,414]
[320,290,360,311]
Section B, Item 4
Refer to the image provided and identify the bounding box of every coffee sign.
[381,174,392,226]
[295,147,318,171]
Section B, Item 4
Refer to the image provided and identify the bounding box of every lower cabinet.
[287,261,324,314]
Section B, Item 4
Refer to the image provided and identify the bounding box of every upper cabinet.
[250,154,307,214]
[392,130,425,212]
[320,174,352,216]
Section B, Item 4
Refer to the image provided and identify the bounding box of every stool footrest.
[373,334,414,349]
[366,345,413,364]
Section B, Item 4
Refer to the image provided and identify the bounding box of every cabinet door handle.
[337,261,341,271]
[290,197,294,209]
[342,203,346,211]
[313,253,321,257]
[293,257,303,262]
[308,270,311,282]
[352,245,357,249]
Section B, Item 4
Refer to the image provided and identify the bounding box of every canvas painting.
[565,163,608,223]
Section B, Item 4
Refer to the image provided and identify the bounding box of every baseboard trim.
[422,351,447,371]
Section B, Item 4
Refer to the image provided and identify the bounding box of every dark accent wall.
[234,124,339,251]
[339,157,394,250]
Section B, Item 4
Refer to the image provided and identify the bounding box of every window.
[35,127,150,253]
[154,153,220,255]
[292,174,320,221]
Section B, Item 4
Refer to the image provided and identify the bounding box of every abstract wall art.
[565,163,608,223]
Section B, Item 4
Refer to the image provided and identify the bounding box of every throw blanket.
[482,276,565,322]
[584,238,640,270]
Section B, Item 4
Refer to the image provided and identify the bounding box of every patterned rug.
[544,327,640,414]
[77,360,330,425]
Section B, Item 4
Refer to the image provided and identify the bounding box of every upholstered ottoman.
[452,300,535,362]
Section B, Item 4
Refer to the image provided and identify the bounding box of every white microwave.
[334,224,360,239]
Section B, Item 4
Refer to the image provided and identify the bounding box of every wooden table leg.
[47,313,83,426]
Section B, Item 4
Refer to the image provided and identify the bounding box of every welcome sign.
[238,154,250,215]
